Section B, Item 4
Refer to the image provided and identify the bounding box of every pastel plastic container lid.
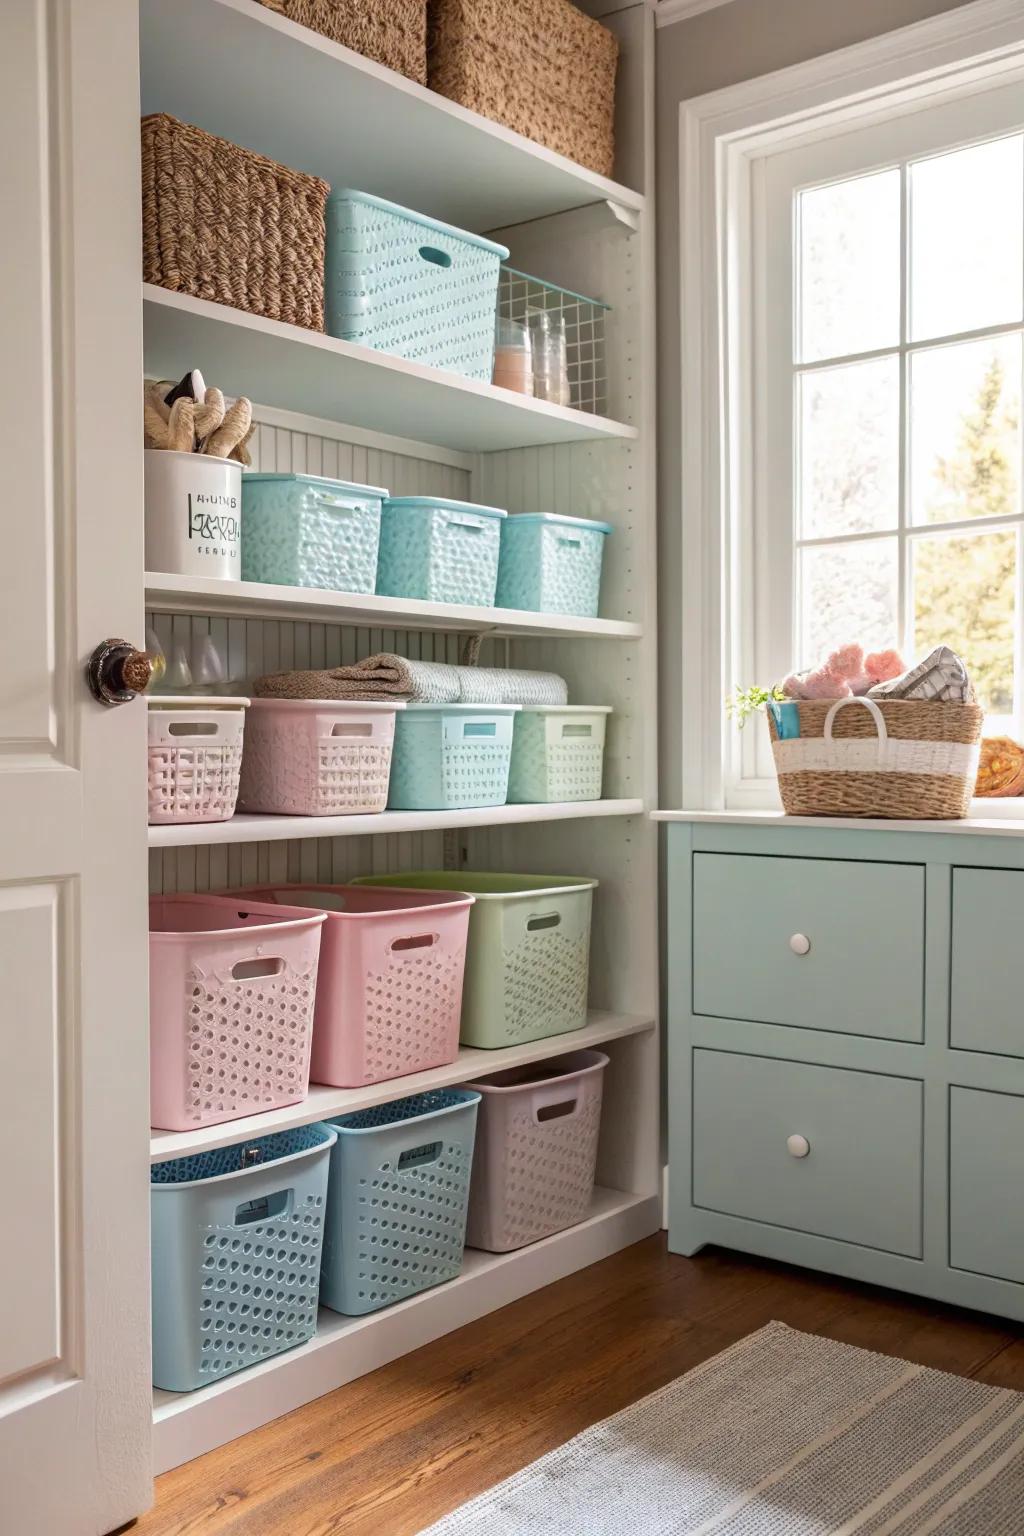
[383,498,506,520]
[147,695,250,709]
[242,473,389,498]
[400,703,520,715]
[246,699,406,713]
[502,513,613,534]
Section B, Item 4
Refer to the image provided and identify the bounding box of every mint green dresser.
[661,812,1024,1323]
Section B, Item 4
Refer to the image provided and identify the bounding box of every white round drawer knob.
[789,933,811,956]
[787,1133,811,1159]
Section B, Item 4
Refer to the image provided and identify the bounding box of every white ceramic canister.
[144,449,242,580]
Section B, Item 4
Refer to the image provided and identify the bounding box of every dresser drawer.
[951,869,1024,1057]
[692,1049,923,1256]
[692,853,924,1041]
[950,1087,1024,1284]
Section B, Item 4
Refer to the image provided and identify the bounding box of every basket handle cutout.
[447,515,485,532]
[398,1140,442,1170]
[526,911,561,931]
[167,720,219,737]
[231,956,285,980]
[314,494,358,513]
[331,722,372,737]
[419,245,452,268]
[234,1189,292,1225]
[562,723,593,738]
[390,932,437,952]
[557,536,583,549]
[463,721,497,738]
[823,695,889,760]
[536,1098,578,1123]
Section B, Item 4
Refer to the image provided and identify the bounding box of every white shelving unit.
[140,0,659,1474]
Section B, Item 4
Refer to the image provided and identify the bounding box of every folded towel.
[867,645,975,703]
[254,653,568,706]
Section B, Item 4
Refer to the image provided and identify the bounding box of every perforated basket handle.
[823,695,889,765]
[313,494,361,514]
[526,909,562,932]
[389,931,439,953]
[230,955,286,981]
[446,514,487,532]
[419,244,453,269]
[165,717,223,739]
[557,535,583,549]
[233,1188,294,1225]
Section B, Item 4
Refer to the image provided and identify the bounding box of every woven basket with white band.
[767,696,983,819]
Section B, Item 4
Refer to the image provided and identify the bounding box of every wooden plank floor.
[136,1237,1024,1536]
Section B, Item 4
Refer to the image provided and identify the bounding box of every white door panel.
[0,1,152,1531]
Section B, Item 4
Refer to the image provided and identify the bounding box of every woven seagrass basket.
[256,0,427,83]
[141,114,329,332]
[427,0,618,178]
[767,696,984,819]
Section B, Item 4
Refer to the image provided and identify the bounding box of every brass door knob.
[86,638,160,706]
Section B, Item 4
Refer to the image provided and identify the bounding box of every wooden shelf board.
[144,572,643,639]
[151,1186,661,1473]
[139,0,644,233]
[147,798,647,849]
[143,287,637,453]
[150,1011,655,1162]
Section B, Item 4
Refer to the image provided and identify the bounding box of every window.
[735,80,1024,801]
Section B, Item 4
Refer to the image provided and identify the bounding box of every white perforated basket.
[147,697,248,825]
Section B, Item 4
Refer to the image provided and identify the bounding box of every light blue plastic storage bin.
[325,190,509,380]
[377,497,506,606]
[320,1088,480,1316]
[150,1123,336,1392]
[388,703,519,811]
[241,473,387,593]
[496,513,612,618]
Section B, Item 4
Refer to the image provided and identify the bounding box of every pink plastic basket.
[465,1048,608,1252]
[237,699,403,815]
[240,884,474,1087]
[149,895,327,1131]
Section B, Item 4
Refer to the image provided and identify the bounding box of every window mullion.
[898,160,910,656]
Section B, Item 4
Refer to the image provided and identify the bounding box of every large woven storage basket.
[256,0,427,83]
[767,696,983,819]
[141,114,329,331]
[427,0,618,178]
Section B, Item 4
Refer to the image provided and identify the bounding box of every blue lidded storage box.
[376,497,506,607]
[495,513,612,618]
[241,473,387,593]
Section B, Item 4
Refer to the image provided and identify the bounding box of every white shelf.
[148,798,646,849]
[150,1010,655,1163]
[145,572,643,640]
[143,288,636,453]
[139,0,645,233]
[152,1185,661,1474]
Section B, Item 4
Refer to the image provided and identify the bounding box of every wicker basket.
[427,0,618,178]
[256,0,427,83]
[141,114,329,332]
[767,696,984,820]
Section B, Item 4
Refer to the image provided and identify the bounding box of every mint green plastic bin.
[353,872,596,1048]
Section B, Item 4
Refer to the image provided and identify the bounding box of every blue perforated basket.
[496,513,612,618]
[325,190,509,380]
[151,1123,336,1392]
[376,497,506,606]
[320,1088,480,1316]
[388,704,519,811]
[241,473,387,593]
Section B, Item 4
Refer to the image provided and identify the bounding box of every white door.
[0,2,153,1531]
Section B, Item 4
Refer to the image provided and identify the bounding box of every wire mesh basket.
[497,267,609,416]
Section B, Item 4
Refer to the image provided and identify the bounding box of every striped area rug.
[421,1321,1024,1535]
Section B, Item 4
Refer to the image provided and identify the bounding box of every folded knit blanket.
[867,645,975,703]
[253,653,568,706]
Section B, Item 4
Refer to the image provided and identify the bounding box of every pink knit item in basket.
[237,699,403,815]
[149,895,327,1131]
[240,884,474,1087]
[465,1049,608,1252]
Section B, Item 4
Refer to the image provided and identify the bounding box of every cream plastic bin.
[147,696,249,825]
[149,894,326,1131]
[507,705,612,803]
[465,1049,609,1252]
[354,872,596,1047]
[237,884,474,1087]
[238,699,404,815]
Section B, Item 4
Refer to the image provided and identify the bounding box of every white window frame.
[678,0,1024,812]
